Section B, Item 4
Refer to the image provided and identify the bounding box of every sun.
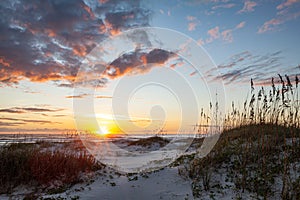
[97,126,110,136]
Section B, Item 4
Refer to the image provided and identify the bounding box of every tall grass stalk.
[188,75,300,199]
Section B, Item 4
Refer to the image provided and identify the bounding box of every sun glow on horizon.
[97,125,110,136]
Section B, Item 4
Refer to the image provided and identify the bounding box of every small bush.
[0,142,101,194]
[0,144,35,193]
[29,150,97,186]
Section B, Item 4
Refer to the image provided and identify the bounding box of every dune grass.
[188,124,300,199]
[187,75,300,199]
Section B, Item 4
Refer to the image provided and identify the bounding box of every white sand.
[42,167,193,200]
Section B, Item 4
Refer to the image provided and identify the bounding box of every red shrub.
[29,150,96,185]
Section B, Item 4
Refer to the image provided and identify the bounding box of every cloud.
[0,106,63,114]
[212,3,235,10]
[277,0,299,10]
[258,3,300,33]
[258,12,300,33]
[104,9,148,36]
[205,51,300,85]
[95,96,113,99]
[40,113,67,117]
[0,127,73,132]
[128,119,151,123]
[188,22,197,31]
[197,38,205,46]
[221,29,233,43]
[72,45,88,57]
[0,121,25,127]
[206,27,231,43]
[220,51,252,68]
[21,107,63,112]
[0,57,10,67]
[235,21,246,29]
[65,94,89,99]
[186,15,196,21]
[0,108,25,114]
[104,49,176,79]
[159,9,171,16]
[238,0,257,13]
[207,26,220,39]
[182,0,233,6]
[52,115,67,117]
[258,18,283,33]
[0,117,58,124]
[205,21,246,44]
[0,0,151,86]
[206,26,220,43]
[186,15,200,31]
[190,71,198,76]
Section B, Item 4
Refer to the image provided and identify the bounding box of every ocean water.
[0,131,206,147]
[0,133,74,146]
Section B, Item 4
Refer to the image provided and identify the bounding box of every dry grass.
[0,142,102,194]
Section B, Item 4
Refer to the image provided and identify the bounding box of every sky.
[0,0,300,134]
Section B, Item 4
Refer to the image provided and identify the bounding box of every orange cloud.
[0,70,23,84]
[104,49,175,79]
[29,73,64,82]
[104,20,121,36]
[73,45,87,57]
[1,70,76,84]
[45,29,56,37]
[140,54,147,65]
[44,51,53,58]
[82,4,95,19]
[0,57,10,67]
[98,24,107,34]
[0,0,151,87]
[110,28,121,36]
[99,0,108,3]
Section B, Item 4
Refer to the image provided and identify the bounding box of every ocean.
[0,131,207,147]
